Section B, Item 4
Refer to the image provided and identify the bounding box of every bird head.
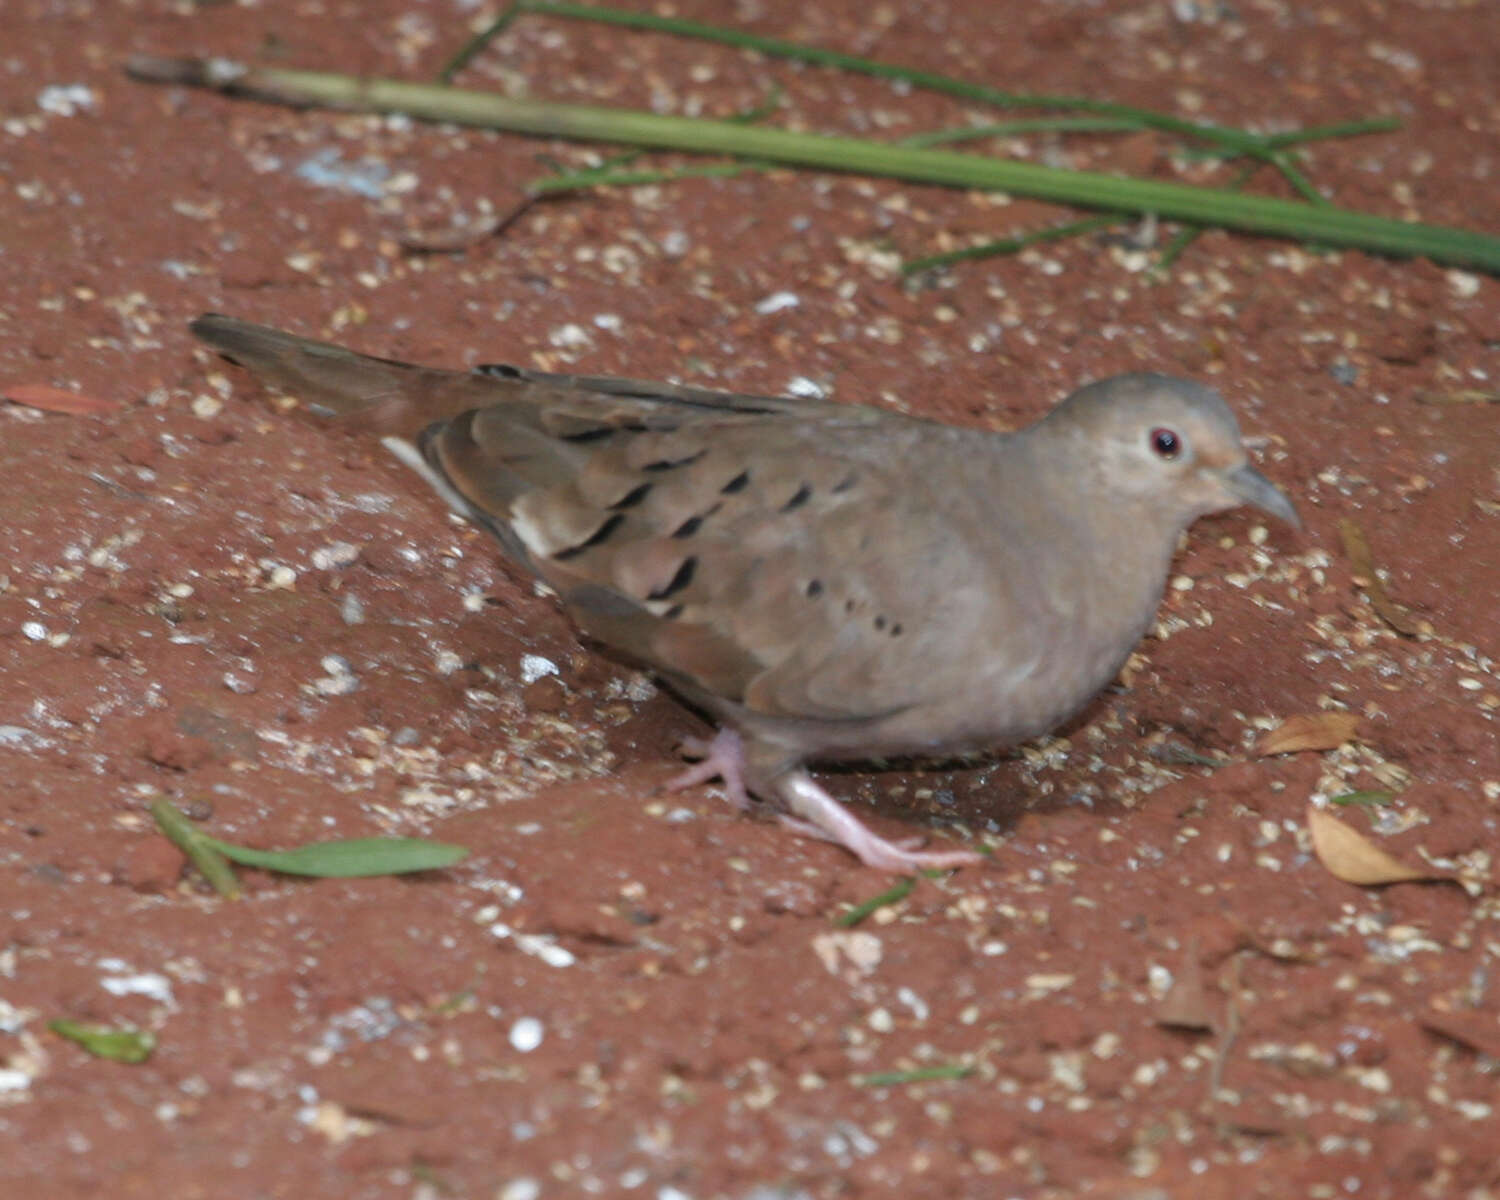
[1050,373,1300,530]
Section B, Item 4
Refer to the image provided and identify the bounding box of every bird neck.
[1006,421,1188,644]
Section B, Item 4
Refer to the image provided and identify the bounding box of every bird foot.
[777,771,982,873]
[664,728,752,810]
[666,730,980,872]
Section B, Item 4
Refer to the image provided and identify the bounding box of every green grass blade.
[203,835,468,877]
[900,118,1144,148]
[530,161,756,194]
[439,2,526,81]
[834,876,916,928]
[1152,160,1262,275]
[1265,117,1401,149]
[458,3,1389,199]
[514,1,1273,157]
[150,799,241,898]
[904,214,1121,274]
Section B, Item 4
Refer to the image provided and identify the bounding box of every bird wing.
[192,314,990,724]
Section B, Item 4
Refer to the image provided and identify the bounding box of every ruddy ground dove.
[192,314,1298,873]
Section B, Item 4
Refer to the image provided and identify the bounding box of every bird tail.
[189,313,471,438]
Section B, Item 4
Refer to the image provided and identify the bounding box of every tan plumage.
[192,313,1298,872]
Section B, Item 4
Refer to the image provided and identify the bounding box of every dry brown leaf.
[1338,518,1423,637]
[1154,939,1214,1032]
[1306,804,1444,886]
[3,382,119,414]
[1256,712,1361,757]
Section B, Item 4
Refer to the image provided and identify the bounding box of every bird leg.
[667,732,981,872]
[773,770,984,873]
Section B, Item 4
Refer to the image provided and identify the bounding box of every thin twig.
[903,214,1122,275]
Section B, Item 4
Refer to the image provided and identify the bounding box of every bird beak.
[1222,462,1301,528]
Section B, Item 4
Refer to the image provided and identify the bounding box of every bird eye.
[1149,427,1181,459]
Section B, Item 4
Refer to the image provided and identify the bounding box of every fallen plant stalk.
[124,56,1500,273]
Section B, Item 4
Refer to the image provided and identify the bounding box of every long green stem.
[900,118,1145,148]
[530,161,757,193]
[123,57,1500,272]
[1152,161,1264,275]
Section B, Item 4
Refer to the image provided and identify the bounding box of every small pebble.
[37,83,96,116]
[508,1016,544,1053]
[314,655,359,696]
[520,653,558,684]
[1447,269,1480,298]
[548,323,592,350]
[311,542,360,570]
[755,291,800,315]
[786,376,826,400]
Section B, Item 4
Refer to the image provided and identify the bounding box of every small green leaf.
[859,1064,975,1086]
[432,989,477,1016]
[1330,790,1396,807]
[203,836,468,877]
[50,1020,156,1063]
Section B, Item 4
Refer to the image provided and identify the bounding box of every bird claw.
[663,728,752,810]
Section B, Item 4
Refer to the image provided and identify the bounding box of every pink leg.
[666,730,982,873]
[776,771,983,873]
[663,727,752,811]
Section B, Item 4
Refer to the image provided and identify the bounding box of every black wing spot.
[890,623,903,637]
[781,484,813,512]
[805,579,824,598]
[552,513,625,561]
[671,503,720,539]
[844,598,856,614]
[721,470,750,494]
[559,426,616,444]
[643,450,705,472]
[873,615,887,631]
[648,556,698,601]
[608,481,654,510]
[476,362,525,379]
[662,603,685,620]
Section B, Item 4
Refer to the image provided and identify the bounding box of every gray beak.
[1223,462,1301,528]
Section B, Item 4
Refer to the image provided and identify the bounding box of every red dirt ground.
[2,2,1498,1197]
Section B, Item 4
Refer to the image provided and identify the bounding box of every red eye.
[1150,428,1181,459]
